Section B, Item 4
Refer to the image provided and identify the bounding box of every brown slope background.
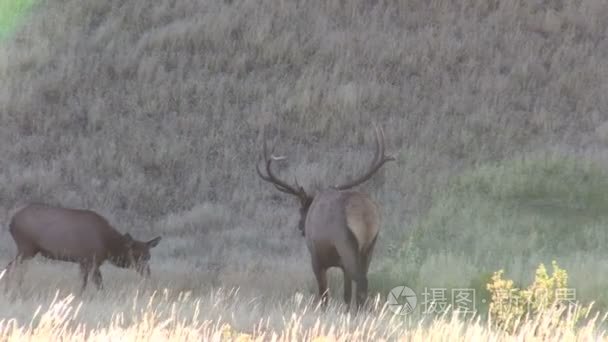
[1,0,608,323]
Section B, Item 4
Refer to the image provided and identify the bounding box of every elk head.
[256,136,313,236]
[112,233,162,277]
[256,124,394,236]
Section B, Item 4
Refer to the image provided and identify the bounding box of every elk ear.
[146,236,161,248]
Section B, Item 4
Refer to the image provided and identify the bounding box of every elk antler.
[334,124,396,190]
[256,132,311,205]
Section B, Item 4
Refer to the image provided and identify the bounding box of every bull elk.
[257,125,395,310]
[2,203,162,293]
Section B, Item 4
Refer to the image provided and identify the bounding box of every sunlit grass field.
[1,0,608,339]
[0,283,606,341]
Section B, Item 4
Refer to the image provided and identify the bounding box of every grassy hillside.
[1,0,608,336]
[383,155,608,311]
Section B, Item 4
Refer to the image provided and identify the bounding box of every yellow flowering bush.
[486,261,588,332]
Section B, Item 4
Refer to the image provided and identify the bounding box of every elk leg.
[79,263,92,294]
[336,243,368,311]
[362,235,378,274]
[353,236,378,310]
[355,276,369,310]
[312,260,328,309]
[4,249,37,292]
[91,267,103,290]
[2,256,19,281]
[2,256,20,293]
[343,272,353,312]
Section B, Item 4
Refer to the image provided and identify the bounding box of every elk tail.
[345,195,379,253]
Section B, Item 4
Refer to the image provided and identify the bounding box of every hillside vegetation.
[1,0,608,337]
[0,0,34,39]
[390,155,608,311]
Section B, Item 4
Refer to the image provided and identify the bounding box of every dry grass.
[0,286,606,341]
[1,0,608,339]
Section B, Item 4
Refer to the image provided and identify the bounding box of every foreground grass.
[0,287,605,341]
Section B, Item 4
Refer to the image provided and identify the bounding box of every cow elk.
[2,203,162,293]
[257,125,395,311]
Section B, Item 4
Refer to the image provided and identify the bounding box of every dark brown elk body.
[257,125,394,310]
[3,203,161,292]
